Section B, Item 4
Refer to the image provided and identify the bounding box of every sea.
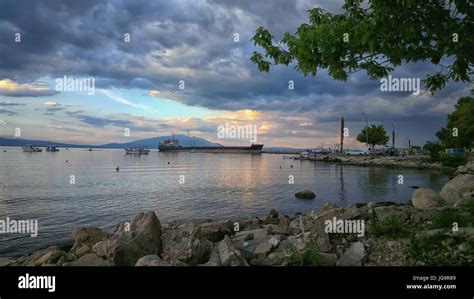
[0,147,449,258]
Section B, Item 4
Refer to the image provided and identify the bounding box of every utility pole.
[340,117,344,153]
[362,113,369,149]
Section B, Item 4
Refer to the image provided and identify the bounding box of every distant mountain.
[0,137,95,148]
[0,135,220,149]
[100,135,219,148]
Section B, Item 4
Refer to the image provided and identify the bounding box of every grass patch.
[430,209,474,229]
[367,214,410,238]
[287,241,324,266]
[408,233,474,266]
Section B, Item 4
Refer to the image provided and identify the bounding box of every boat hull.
[158,144,263,154]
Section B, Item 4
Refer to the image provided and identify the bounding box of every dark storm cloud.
[0,0,469,144]
[71,114,134,127]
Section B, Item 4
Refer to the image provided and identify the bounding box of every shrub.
[287,241,323,266]
[438,154,468,168]
[408,233,474,266]
[367,214,410,238]
[430,209,473,229]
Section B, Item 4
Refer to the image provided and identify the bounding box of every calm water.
[0,147,449,258]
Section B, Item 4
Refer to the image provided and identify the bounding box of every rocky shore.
[306,155,454,171]
[5,163,473,267]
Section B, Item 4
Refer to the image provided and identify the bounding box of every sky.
[0,0,471,148]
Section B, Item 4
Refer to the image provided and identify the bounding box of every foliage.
[423,141,444,160]
[436,96,474,150]
[438,154,468,167]
[367,214,410,238]
[430,209,473,229]
[356,124,389,148]
[251,0,472,93]
[287,241,324,266]
[408,233,473,266]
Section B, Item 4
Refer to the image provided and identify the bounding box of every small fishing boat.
[22,145,43,152]
[124,146,150,155]
[46,145,59,152]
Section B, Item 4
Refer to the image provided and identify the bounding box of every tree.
[423,141,443,160]
[250,0,472,93]
[436,95,474,150]
[356,124,389,148]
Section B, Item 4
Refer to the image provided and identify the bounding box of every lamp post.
[362,113,369,149]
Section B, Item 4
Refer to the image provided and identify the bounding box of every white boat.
[124,146,150,155]
[22,145,43,152]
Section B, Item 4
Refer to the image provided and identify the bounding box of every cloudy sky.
[0,0,471,148]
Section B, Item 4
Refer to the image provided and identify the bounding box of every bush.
[438,154,468,168]
[430,209,473,229]
[367,214,410,238]
[408,233,474,266]
[287,241,324,266]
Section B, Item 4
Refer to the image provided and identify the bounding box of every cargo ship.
[158,137,263,154]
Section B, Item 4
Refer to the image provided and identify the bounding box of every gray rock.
[455,162,474,175]
[254,240,273,256]
[440,174,474,206]
[91,211,163,266]
[321,202,339,212]
[244,233,254,241]
[264,209,279,224]
[412,188,443,209]
[75,245,91,258]
[374,206,411,223]
[217,235,248,266]
[161,223,212,266]
[71,227,108,252]
[11,246,66,266]
[64,253,108,266]
[202,245,222,266]
[135,255,168,266]
[200,220,235,242]
[295,190,316,199]
[336,241,367,266]
[57,253,77,265]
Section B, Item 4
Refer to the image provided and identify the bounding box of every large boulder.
[455,162,474,175]
[92,211,162,266]
[217,235,248,266]
[10,246,66,266]
[440,174,474,206]
[336,241,367,266]
[411,188,443,209]
[71,227,108,252]
[295,190,316,199]
[202,245,222,266]
[135,255,168,266]
[200,220,235,242]
[64,253,109,266]
[161,223,212,266]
